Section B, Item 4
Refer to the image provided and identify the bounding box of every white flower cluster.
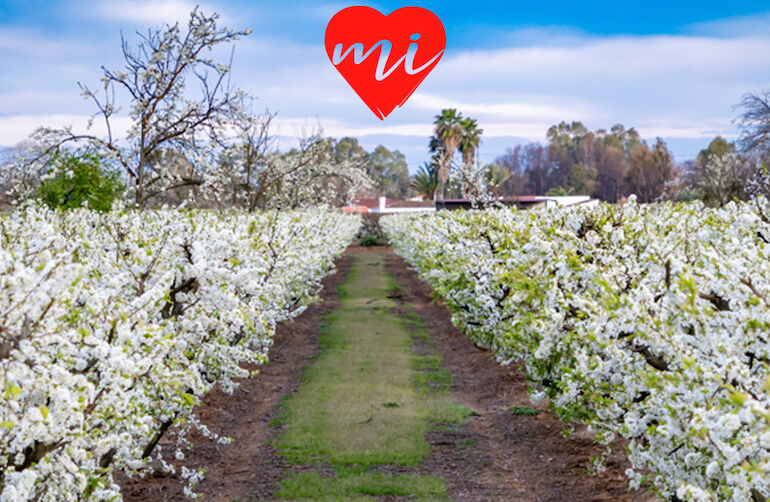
[0,205,360,501]
[382,200,770,501]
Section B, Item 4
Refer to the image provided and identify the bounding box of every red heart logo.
[325,6,446,120]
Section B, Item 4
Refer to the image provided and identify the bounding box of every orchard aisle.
[266,248,653,502]
[124,247,654,502]
[271,249,466,499]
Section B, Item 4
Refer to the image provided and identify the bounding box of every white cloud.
[436,35,770,87]
[417,32,770,146]
[637,125,738,140]
[270,116,557,145]
[245,27,767,156]
[0,115,132,147]
[634,116,741,140]
[408,93,597,123]
[270,116,432,139]
[90,0,200,24]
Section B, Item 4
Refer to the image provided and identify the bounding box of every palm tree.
[459,117,483,173]
[432,109,465,199]
[411,162,439,200]
[483,163,512,198]
[458,117,484,199]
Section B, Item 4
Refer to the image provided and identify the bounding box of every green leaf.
[181,392,196,407]
[5,382,22,399]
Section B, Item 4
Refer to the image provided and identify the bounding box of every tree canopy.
[489,121,676,202]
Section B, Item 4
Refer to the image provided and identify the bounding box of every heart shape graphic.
[325,6,446,120]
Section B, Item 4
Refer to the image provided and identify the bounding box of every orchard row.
[383,199,770,502]
[0,206,360,501]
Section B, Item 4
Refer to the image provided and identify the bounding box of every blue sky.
[2,0,770,171]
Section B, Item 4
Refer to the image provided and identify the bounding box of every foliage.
[624,138,676,202]
[411,162,439,200]
[431,109,465,198]
[493,143,552,196]
[215,104,276,210]
[483,163,513,198]
[448,159,490,205]
[544,186,572,196]
[360,235,379,246]
[383,200,770,501]
[321,137,411,199]
[0,205,360,500]
[683,138,753,206]
[458,117,484,198]
[425,91,770,204]
[509,405,540,416]
[33,8,250,208]
[37,152,124,211]
[8,10,374,211]
[365,144,411,198]
[0,140,51,207]
[429,109,489,202]
[490,122,678,202]
[737,90,770,154]
[356,213,384,245]
[748,161,770,200]
[221,134,373,210]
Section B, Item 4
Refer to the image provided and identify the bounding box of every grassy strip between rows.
[277,472,445,501]
[270,252,470,500]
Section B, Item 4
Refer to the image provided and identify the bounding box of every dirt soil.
[121,246,656,502]
[382,250,655,502]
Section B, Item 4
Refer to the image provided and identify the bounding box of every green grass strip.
[271,252,470,499]
[276,472,448,501]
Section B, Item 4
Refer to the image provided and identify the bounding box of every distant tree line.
[416,93,770,206]
[489,122,675,203]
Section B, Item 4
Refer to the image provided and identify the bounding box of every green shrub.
[38,152,124,211]
[509,405,540,416]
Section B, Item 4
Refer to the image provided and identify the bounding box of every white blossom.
[0,204,360,500]
[382,198,770,501]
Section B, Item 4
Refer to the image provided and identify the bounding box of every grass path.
[271,251,469,500]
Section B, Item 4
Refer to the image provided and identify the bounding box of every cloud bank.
[1,2,769,168]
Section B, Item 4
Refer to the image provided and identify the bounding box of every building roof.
[350,198,434,209]
[386,199,435,208]
[437,195,595,205]
[437,196,551,203]
[351,198,380,209]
